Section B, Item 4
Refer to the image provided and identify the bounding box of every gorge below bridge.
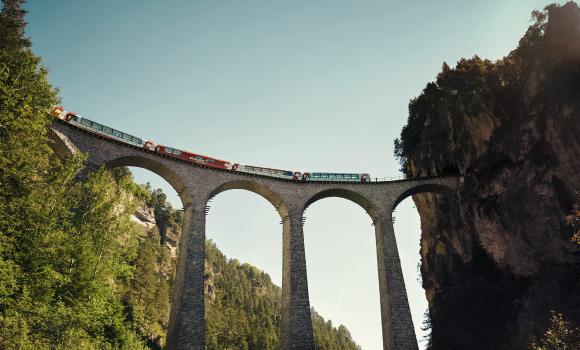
[49,119,459,350]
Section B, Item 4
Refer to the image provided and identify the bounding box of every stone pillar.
[281,208,315,350]
[374,211,418,350]
[167,200,206,350]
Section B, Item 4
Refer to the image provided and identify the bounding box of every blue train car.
[305,172,370,182]
[75,117,144,147]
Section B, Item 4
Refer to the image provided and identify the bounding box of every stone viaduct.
[49,119,459,350]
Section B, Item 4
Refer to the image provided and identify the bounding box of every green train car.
[304,172,370,182]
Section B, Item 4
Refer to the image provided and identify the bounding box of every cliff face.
[395,3,580,349]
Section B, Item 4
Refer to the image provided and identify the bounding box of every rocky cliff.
[394,2,580,349]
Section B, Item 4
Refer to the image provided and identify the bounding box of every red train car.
[149,142,237,170]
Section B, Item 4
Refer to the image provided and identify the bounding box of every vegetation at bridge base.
[311,310,361,350]
[204,238,361,350]
[394,2,580,349]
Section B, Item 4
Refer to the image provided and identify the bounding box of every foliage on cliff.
[530,312,580,350]
[311,310,361,350]
[395,2,580,349]
[395,2,580,179]
[205,239,280,349]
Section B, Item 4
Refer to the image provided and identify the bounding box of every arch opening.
[303,196,381,350]
[392,196,431,349]
[392,183,454,213]
[304,188,379,220]
[205,187,283,348]
[108,165,184,350]
[390,183,455,349]
[209,180,289,219]
[106,155,192,207]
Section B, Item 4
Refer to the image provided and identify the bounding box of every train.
[49,106,370,182]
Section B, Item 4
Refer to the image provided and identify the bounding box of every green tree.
[0,2,147,348]
[0,0,30,49]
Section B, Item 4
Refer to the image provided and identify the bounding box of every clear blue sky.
[25,1,566,349]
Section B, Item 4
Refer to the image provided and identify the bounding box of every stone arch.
[302,187,383,349]
[106,155,192,207]
[391,183,454,213]
[304,188,379,220]
[208,180,289,219]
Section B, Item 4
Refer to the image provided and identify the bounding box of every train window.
[93,123,103,130]
[122,133,132,140]
[81,118,91,126]
[174,150,182,156]
[207,159,215,162]
[103,126,113,134]
[133,137,142,144]
[112,130,122,137]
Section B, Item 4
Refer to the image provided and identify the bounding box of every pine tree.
[0,0,31,49]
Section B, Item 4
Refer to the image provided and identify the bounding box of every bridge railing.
[369,175,407,182]
[368,174,457,183]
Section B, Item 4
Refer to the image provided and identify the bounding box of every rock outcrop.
[395,2,580,349]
